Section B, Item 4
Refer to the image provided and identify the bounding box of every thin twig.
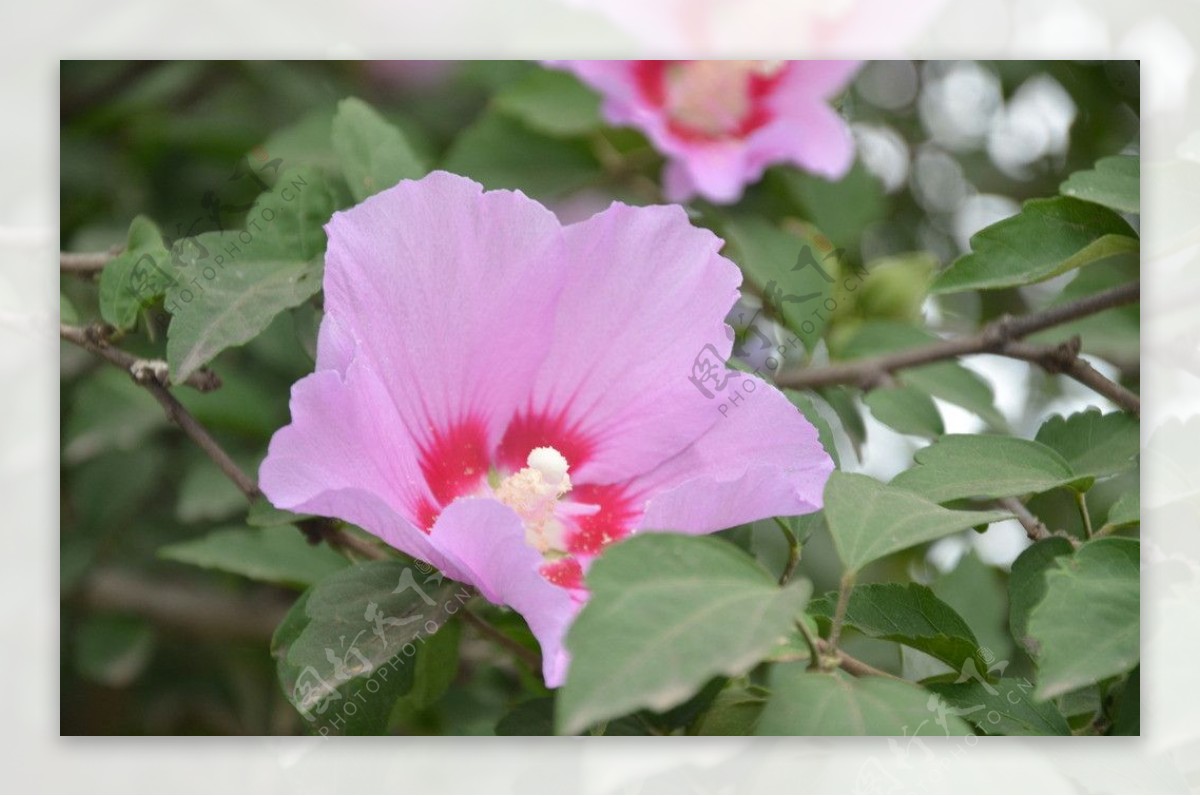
[61,247,122,274]
[60,323,222,392]
[1076,492,1095,539]
[997,496,1052,543]
[826,572,855,657]
[793,619,823,670]
[817,640,906,682]
[459,604,543,674]
[776,281,1140,414]
[774,517,801,586]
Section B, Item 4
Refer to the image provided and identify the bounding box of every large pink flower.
[548,60,862,203]
[260,171,833,686]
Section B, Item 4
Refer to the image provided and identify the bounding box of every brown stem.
[997,496,1052,542]
[61,323,222,392]
[61,248,122,275]
[776,281,1140,414]
[817,639,906,682]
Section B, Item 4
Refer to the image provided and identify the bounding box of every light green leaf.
[864,386,944,438]
[932,197,1139,294]
[1034,408,1139,482]
[927,677,1070,735]
[777,160,885,260]
[1105,491,1140,530]
[720,215,836,351]
[890,434,1080,503]
[785,390,840,467]
[1008,537,1075,658]
[557,533,810,736]
[493,68,603,137]
[1027,537,1140,700]
[332,97,425,201]
[98,216,173,330]
[442,111,601,200]
[159,526,349,588]
[691,687,766,735]
[1060,155,1139,214]
[273,561,465,734]
[757,668,972,736]
[809,583,985,672]
[824,472,1012,574]
[166,167,347,382]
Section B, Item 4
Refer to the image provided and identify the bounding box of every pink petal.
[777,60,863,102]
[318,171,564,456]
[428,498,579,687]
[525,201,742,484]
[259,358,443,559]
[749,102,857,181]
[634,377,833,534]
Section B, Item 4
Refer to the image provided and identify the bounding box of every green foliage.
[1026,537,1140,700]
[823,472,1012,574]
[863,386,944,438]
[557,533,810,735]
[932,197,1138,294]
[1060,154,1139,213]
[159,526,349,589]
[926,678,1070,735]
[809,583,986,672]
[98,215,172,330]
[890,434,1082,502]
[757,669,973,736]
[332,96,426,201]
[492,68,603,137]
[1034,408,1139,482]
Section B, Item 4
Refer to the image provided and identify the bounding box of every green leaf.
[933,552,1012,664]
[823,472,1012,574]
[442,111,600,200]
[159,526,349,589]
[496,697,556,736]
[757,668,972,736]
[1060,155,1139,214]
[932,197,1139,294]
[272,561,467,734]
[1027,537,1140,700]
[247,496,313,528]
[492,68,603,137]
[165,167,347,382]
[691,687,766,735]
[837,322,1005,428]
[61,293,79,324]
[863,386,944,438]
[720,215,836,351]
[1105,490,1140,530]
[809,583,985,672]
[63,368,166,464]
[98,215,173,330]
[1008,537,1075,658]
[927,678,1070,735]
[785,390,840,467]
[818,386,865,457]
[890,434,1080,503]
[174,455,252,524]
[777,160,885,260]
[398,616,461,710]
[74,615,155,688]
[1111,666,1140,736]
[332,97,425,201]
[557,533,810,736]
[1034,408,1139,482]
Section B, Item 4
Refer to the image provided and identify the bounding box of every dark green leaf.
[1008,537,1075,657]
[890,434,1080,503]
[1060,155,1139,214]
[496,697,556,736]
[1034,408,1139,481]
[492,68,603,137]
[691,687,766,735]
[1027,537,1140,700]
[932,197,1139,294]
[166,167,348,382]
[863,386,944,438]
[927,677,1070,735]
[809,583,985,672]
[757,668,972,736]
[558,533,810,735]
[98,215,173,330]
[442,111,600,200]
[74,615,155,688]
[823,472,1012,573]
[332,97,426,201]
[247,496,313,528]
[1111,666,1140,736]
[272,561,467,734]
[777,160,885,259]
[159,526,349,589]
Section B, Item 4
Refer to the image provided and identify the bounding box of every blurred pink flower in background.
[260,172,833,686]
[548,60,862,203]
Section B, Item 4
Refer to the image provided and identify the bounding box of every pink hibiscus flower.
[548,60,862,203]
[259,171,833,686]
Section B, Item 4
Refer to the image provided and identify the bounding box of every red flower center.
[634,60,786,141]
